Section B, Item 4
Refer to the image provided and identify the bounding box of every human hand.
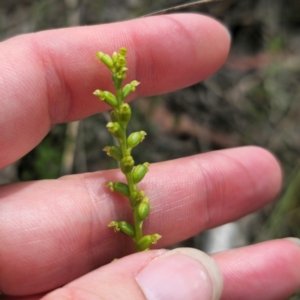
[0,14,299,300]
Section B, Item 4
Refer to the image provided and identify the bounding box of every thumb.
[42,248,223,300]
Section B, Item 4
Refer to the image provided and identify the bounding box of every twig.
[143,0,225,17]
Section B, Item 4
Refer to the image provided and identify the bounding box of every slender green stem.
[126,172,143,251]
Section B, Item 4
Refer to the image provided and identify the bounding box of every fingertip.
[284,237,300,248]
[134,13,231,95]
[213,239,300,300]
[136,247,223,300]
[220,146,283,201]
[244,146,283,194]
[168,248,223,300]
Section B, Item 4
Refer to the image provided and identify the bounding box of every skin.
[0,13,299,299]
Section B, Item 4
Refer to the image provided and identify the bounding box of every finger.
[41,248,222,300]
[212,239,300,300]
[0,146,281,295]
[0,14,230,168]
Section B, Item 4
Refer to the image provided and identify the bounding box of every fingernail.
[136,248,223,300]
[284,237,300,247]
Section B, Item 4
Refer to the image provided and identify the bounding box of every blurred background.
[0,0,300,297]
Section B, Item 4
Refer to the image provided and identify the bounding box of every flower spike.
[93,47,161,252]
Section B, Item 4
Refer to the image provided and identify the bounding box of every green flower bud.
[96,52,114,69]
[112,52,118,64]
[138,197,150,221]
[122,84,132,100]
[127,131,147,149]
[151,233,162,244]
[108,221,135,237]
[110,110,119,122]
[132,162,150,184]
[103,146,122,161]
[105,181,130,197]
[137,190,145,201]
[106,122,124,139]
[119,47,127,57]
[130,80,140,90]
[128,190,145,206]
[122,80,140,99]
[116,55,126,68]
[108,221,119,232]
[129,191,137,207]
[121,155,134,173]
[117,73,127,80]
[119,221,135,237]
[119,103,131,124]
[93,90,118,108]
[137,235,151,251]
[137,234,162,251]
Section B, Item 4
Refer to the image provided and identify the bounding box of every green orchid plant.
[93,47,161,252]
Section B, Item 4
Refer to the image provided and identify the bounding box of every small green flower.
[121,155,134,173]
[93,90,118,108]
[138,197,150,221]
[127,131,147,149]
[103,145,123,161]
[108,221,135,237]
[105,181,130,197]
[119,47,127,56]
[96,51,114,69]
[118,103,131,124]
[110,110,119,122]
[122,80,140,99]
[137,190,145,200]
[106,122,124,139]
[137,234,162,251]
[132,162,150,184]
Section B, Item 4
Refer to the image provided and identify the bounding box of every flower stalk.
[94,47,161,252]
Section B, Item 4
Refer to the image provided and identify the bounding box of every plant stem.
[94,48,161,252]
[116,91,144,250]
